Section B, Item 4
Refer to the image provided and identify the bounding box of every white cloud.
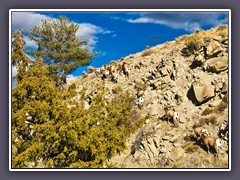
[24,36,38,49]
[12,12,49,32]
[66,74,77,82]
[12,66,17,89]
[12,65,17,78]
[76,23,112,51]
[12,12,112,50]
[126,12,228,32]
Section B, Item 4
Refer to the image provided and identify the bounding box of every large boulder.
[204,56,228,73]
[192,81,215,104]
[205,40,224,58]
[169,147,185,161]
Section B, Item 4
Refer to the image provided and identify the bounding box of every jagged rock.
[222,81,228,93]
[181,47,192,57]
[147,142,158,157]
[205,40,224,57]
[153,81,162,90]
[162,135,171,141]
[169,147,185,161]
[152,137,160,148]
[203,56,228,73]
[195,54,206,65]
[164,90,173,101]
[192,81,215,104]
[159,67,169,77]
[221,37,228,45]
[141,141,148,149]
[212,36,223,42]
[174,90,185,102]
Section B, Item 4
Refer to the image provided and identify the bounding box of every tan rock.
[206,40,224,57]
[222,81,228,93]
[195,54,206,65]
[169,147,185,161]
[204,56,228,73]
[192,81,215,104]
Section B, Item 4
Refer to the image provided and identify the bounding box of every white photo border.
[9,9,231,171]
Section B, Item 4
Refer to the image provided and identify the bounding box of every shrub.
[182,142,199,153]
[12,82,147,168]
[201,107,213,116]
[203,114,217,125]
[134,81,147,91]
[184,33,203,53]
[142,49,154,57]
[218,30,228,38]
[217,25,228,31]
[112,84,123,94]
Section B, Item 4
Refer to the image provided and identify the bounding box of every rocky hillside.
[67,25,229,168]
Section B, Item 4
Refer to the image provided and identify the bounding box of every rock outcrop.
[67,25,229,168]
[192,81,215,104]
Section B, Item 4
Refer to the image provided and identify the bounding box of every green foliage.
[12,61,146,168]
[112,84,123,94]
[28,16,95,78]
[11,20,147,168]
[12,29,31,82]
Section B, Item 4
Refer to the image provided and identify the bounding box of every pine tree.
[11,28,146,169]
[28,16,95,82]
[12,28,30,82]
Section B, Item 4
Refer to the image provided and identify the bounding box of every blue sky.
[11,10,228,84]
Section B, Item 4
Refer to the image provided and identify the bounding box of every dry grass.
[182,142,199,153]
[218,30,228,38]
[201,107,213,116]
[203,114,218,125]
[134,81,147,91]
[202,99,228,116]
[141,49,154,57]
[216,25,228,31]
[183,25,228,51]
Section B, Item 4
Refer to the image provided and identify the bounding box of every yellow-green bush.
[12,74,146,168]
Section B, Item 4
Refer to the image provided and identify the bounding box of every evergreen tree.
[28,16,95,82]
[12,28,30,82]
[11,27,146,169]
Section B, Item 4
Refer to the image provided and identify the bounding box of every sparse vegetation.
[134,81,147,91]
[203,114,218,125]
[183,143,199,153]
[141,47,154,57]
[184,33,203,53]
